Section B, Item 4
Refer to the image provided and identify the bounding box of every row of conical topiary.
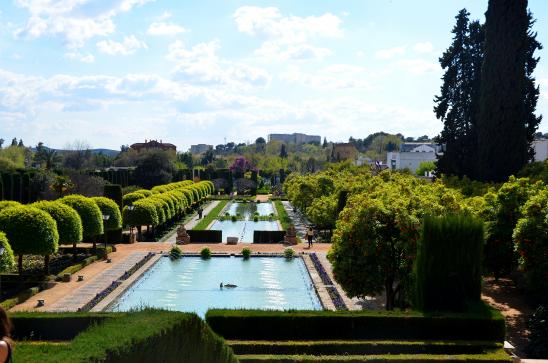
[0,195,122,275]
[122,180,214,236]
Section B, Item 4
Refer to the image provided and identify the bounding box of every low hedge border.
[273,200,291,230]
[13,309,239,363]
[10,312,107,340]
[205,306,505,342]
[228,340,502,356]
[56,255,98,280]
[309,253,347,310]
[0,286,40,310]
[236,351,511,362]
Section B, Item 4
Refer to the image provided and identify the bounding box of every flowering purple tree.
[229,157,257,174]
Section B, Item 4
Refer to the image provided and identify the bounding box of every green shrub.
[205,305,505,342]
[414,214,484,312]
[60,195,103,240]
[0,200,21,211]
[123,199,159,228]
[0,206,59,274]
[0,231,15,272]
[56,255,98,277]
[170,245,182,259]
[91,197,122,232]
[242,247,251,260]
[253,215,259,222]
[512,188,548,296]
[104,184,123,209]
[284,248,295,259]
[13,310,238,363]
[231,215,237,222]
[32,201,83,246]
[200,247,211,260]
[122,191,147,206]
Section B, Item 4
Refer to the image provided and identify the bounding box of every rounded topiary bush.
[122,192,147,207]
[32,201,83,245]
[0,206,59,274]
[92,197,123,232]
[60,195,103,240]
[0,231,15,272]
[200,247,211,260]
[241,247,251,260]
[0,201,21,212]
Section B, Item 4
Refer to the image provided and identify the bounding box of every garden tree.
[10,138,17,147]
[322,137,328,148]
[304,157,317,173]
[306,194,338,231]
[123,200,158,239]
[517,159,548,184]
[0,138,3,149]
[512,188,547,297]
[133,150,175,189]
[329,191,421,310]
[68,172,107,197]
[0,206,59,275]
[51,175,74,198]
[63,141,92,170]
[92,197,123,245]
[477,0,531,182]
[32,201,83,260]
[416,161,437,176]
[279,144,288,159]
[434,9,483,178]
[416,135,430,142]
[483,176,542,279]
[0,232,15,273]
[122,191,147,206]
[255,137,266,153]
[60,195,103,251]
[37,147,61,170]
[17,139,24,147]
[0,145,26,170]
[201,149,215,166]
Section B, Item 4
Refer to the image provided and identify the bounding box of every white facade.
[190,144,213,154]
[533,139,548,161]
[387,144,437,173]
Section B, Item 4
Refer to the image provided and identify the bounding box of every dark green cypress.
[435,10,484,179]
[477,0,529,182]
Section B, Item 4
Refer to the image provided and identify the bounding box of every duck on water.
[220,282,237,289]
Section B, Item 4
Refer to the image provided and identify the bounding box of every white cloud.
[413,42,434,53]
[375,46,406,60]
[397,59,440,74]
[166,40,271,89]
[97,36,147,55]
[65,51,95,63]
[147,22,186,36]
[280,64,369,90]
[233,6,342,61]
[14,0,155,48]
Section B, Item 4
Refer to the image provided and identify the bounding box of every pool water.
[108,257,322,316]
[211,220,279,242]
[225,202,274,218]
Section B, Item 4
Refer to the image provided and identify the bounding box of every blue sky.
[0,0,547,151]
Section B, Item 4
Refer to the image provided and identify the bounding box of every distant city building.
[387,143,441,174]
[130,139,176,152]
[268,133,321,145]
[331,143,358,162]
[190,144,213,154]
[533,139,548,161]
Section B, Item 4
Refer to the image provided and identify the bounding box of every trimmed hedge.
[92,197,122,232]
[123,199,158,227]
[13,310,238,363]
[0,206,59,256]
[11,312,107,340]
[236,352,511,362]
[122,191,147,206]
[60,195,103,240]
[188,230,223,243]
[253,231,286,243]
[104,184,123,209]
[415,214,484,312]
[0,200,21,211]
[56,255,98,277]
[32,201,83,245]
[205,306,505,342]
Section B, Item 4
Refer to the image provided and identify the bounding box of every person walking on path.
[198,207,203,219]
[0,306,13,363]
[306,226,314,248]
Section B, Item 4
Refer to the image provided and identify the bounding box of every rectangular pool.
[107,256,322,316]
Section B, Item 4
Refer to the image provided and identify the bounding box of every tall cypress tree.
[524,12,543,161]
[477,0,529,182]
[434,10,484,178]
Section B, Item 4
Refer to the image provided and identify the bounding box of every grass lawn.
[193,200,229,230]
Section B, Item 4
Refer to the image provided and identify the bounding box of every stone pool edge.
[91,254,162,312]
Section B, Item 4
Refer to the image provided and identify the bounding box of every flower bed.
[310,253,347,310]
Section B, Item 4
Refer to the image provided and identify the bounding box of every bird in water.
[220,282,237,288]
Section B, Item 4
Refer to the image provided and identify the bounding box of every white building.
[387,143,440,174]
[190,144,213,154]
[533,139,548,161]
[268,133,321,145]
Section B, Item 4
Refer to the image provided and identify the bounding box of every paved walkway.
[282,201,310,239]
[164,201,219,243]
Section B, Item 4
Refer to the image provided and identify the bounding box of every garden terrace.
[11,309,238,363]
[206,307,510,362]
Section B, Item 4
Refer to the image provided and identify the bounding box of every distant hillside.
[31,147,119,157]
